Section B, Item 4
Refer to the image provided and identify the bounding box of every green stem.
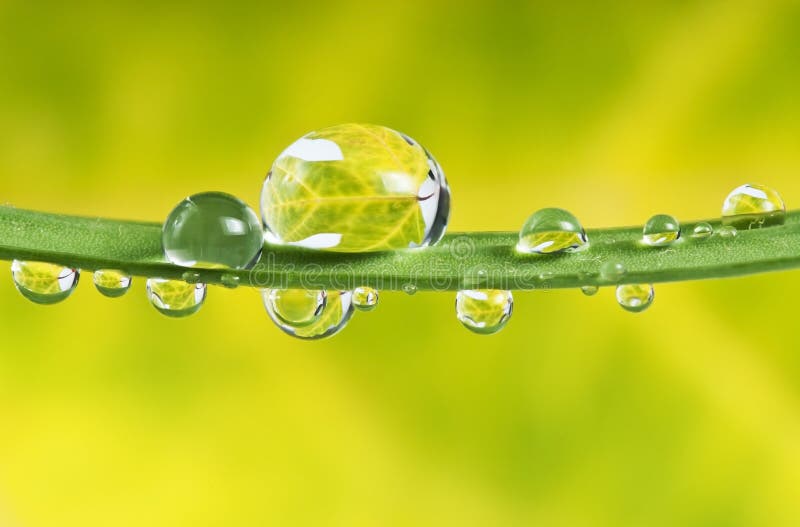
[0,206,798,291]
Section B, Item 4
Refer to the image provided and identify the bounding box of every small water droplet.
[517,208,588,254]
[721,183,785,229]
[691,222,713,239]
[220,273,240,289]
[181,271,202,284]
[11,261,79,305]
[455,289,513,335]
[263,289,353,340]
[580,285,599,296]
[538,271,554,281]
[93,269,131,298]
[615,284,654,313]
[718,225,738,239]
[402,283,418,296]
[599,261,626,282]
[147,278,207,318]
[352,286,379,312]
[642,214,680,246]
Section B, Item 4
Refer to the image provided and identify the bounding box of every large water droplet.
[147,278,207,318]
[263,289,353,340]
[93,269,131,298]
[721,183,785,229]
[163,191,263,269]
[599,261,626,282]
[455,289,513,335]
[11,261,79,305]
[517,208,588,254]
[261,123,450,252]
[642,214,680,246]
[352,286,379,311]
[615,284,654,313]
[691,222,713,239]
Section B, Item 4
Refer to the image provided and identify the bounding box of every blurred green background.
[1,1,800,525]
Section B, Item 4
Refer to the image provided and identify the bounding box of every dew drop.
[181,271,202,284]
[352,286,379,312]
[163,191,263,269]
[599,261,626,282]
[642,214,681,246]
[220,273,241,289]
[93,269,131,298]
[263,289,353,340]
[615,284,654,313]
[580,285,599,296]
[691,222,713,239]
[721,183,785,229]
[455,289,513,335]
[517,208,588,254]
[402,283,418,296]
[146,278,207,318]
[718,225,738,239]
[11,261,79,305]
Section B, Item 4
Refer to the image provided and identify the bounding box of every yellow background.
[1,1,800,525]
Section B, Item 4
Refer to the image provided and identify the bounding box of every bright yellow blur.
[1,1,800,526]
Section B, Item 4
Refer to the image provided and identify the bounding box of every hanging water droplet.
[721,183,785,229]
[718,225,738,239]
[220,273,240,289]
[93,269,131,298]
[615,284,654,313]
[402,283,418,296]
[146,278,207,318]
[263,289,353,340]
[163,191,263,269]
[11,261,79,305]
[352,286,379,312]
[517,208,588,254]
[580,285,599,296]
[181,271,202,284]
[691,222,713,239]
[599,261,626,282]
[455,289,513,335]
[642,214,681,246]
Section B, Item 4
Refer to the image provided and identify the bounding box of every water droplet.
[599,261,626,282]
[146,279,207,318]
[220,273,240,289]
[352,286,379,311]
[721,183,785,229]
[93,269,131,298]
[615,284,654,313]
[718,225,738,239]
[580,285,599,296]
[263,289,353,340]
[402,283,418,296]
[691,222,713,239]
[163,191,263,269]
[181,271,202,284]
[11,261,79,305]
[642,214,680,246]
[455,289,513,335]
[517,208,588,254]
[538,271,554,281]
[261,123,450,252]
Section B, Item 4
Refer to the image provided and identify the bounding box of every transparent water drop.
[580,285,599,296]
[642,214,681,246]
[615,284,654,313]
[599,261,626,282]
[263,289,353,340]
[517,208,588,254]
[721,183,785,229]
[718,225,738,239]
[691,222,713,239]
[146,278,207,318]
[163,191,263,269]
[11,261,79,305]
[352,286,379,312]
[220,273,240,289]
[181,271,202,284]
[402,283,418,296]
[261,123,450,252]
[93,269,131,298]
[455,289,513,335]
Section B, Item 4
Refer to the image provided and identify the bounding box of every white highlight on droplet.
[280,138,344,162]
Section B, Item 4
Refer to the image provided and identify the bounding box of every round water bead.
[691,222,713,239]
[263,289,353,340]
[718,225,737,239]
[517,208,588,254]
[615,284,654,313]
[11,261,79,305]
[147,278,207,318]
[580,285,599,296]
[642,214,680,246]
[352,286,379,311]
[721,183,785,229]
[93,269,131,298]
[455,289,513,335]
[599,261,626,282]
[261,123,450,252]
[163,192,263,269]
